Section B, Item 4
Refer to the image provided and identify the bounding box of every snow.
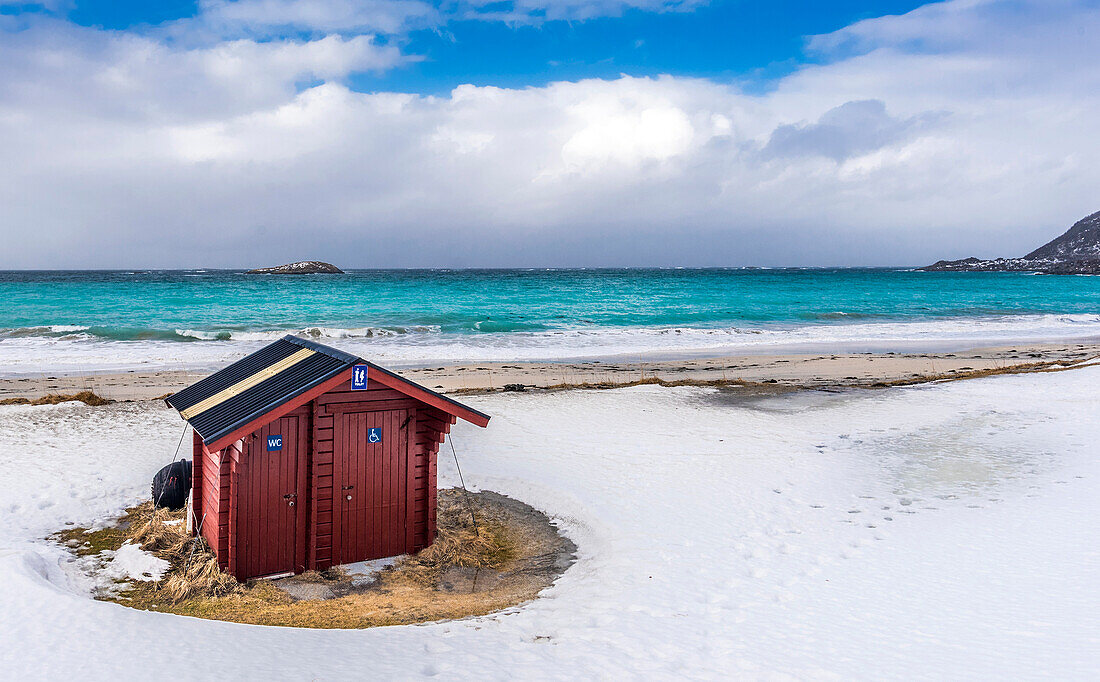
[342,557,404,587]
[102,542,169,582]
[2,369,1098,679]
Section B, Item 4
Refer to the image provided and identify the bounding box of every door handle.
[341,485,354,490]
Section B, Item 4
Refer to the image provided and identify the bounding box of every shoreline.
[3,341,1098,402]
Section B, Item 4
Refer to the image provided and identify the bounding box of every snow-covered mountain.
[1024,210,1100,261]
[923,210,1100,274]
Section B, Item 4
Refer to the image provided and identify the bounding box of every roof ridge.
[281,334,362,365]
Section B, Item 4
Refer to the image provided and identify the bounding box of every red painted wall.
[309,380,453,570]
[193,434,239,568]
[193,374,455,579]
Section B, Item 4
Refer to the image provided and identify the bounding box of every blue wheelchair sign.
[367,428,382,444]
[351,364,368,390]
[267,435,283,451]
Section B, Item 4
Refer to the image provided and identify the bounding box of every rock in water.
[246,261,344,275]
[921,210,1100,274]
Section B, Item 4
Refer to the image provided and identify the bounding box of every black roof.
[167,335,489,446]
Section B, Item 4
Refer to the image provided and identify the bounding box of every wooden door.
[236,413,307,579]
[333,409,413,565]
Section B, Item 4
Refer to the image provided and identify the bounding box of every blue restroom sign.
[267,435,283,451]
[367,428,382,444]
[351,364,368,390]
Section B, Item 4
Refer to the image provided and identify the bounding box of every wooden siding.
[193,369,463,579]
[233,409,309,579]
[330,409,410,563]
[191,430,203,534]
[192,435,240,570]
[308,381,453,570]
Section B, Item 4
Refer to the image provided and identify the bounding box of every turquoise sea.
[1,268,1098,374]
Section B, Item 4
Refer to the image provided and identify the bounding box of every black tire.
[151,459,192,510]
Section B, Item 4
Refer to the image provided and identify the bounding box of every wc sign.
[367,428,382,444]
[267,435,283,451]
[351,364,368,390]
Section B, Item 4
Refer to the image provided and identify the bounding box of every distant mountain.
[922,210,1100,274]
[245,261,344,275]
[1024,210,1100,261]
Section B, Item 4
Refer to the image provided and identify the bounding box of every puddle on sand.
[842,410,1055,498]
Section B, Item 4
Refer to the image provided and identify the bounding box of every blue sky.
[0,0,1097,267]
[41,0,928,93]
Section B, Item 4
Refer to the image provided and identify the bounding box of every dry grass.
[61,490,570,629]
[542,376,774,391]
[53,505,149,556]
[64,502,241,604]
[132,578,535,629]
[448,356,1100,395]
[389,491,516,587]
[159,555,240,602]
[452,376,781,395]
[863,357,1100,388]
[1,390,112,406]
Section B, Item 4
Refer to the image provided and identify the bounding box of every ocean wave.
[807,311,889,321]
[471,320,547,333]
[174,325,443,342]
[0,324,445,344]
[0,325,90,338]
[2,313,1099,376]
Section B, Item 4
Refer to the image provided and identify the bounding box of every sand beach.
[3,340,1098,402]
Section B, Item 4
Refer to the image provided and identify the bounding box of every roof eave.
[362,361,491,427]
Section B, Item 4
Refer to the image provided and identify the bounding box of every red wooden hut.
[165,335,490,580]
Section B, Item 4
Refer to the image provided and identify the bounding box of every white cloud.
[459,0,708,22]
[198,0,439,36]
[0,0,1098,267]
[763,100,944,162]
[189,0,705,35]
[0,0,71,9]
[0,20,405,120]
[561,94,696,169]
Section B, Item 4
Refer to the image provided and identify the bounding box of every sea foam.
[1,313,1098,376]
